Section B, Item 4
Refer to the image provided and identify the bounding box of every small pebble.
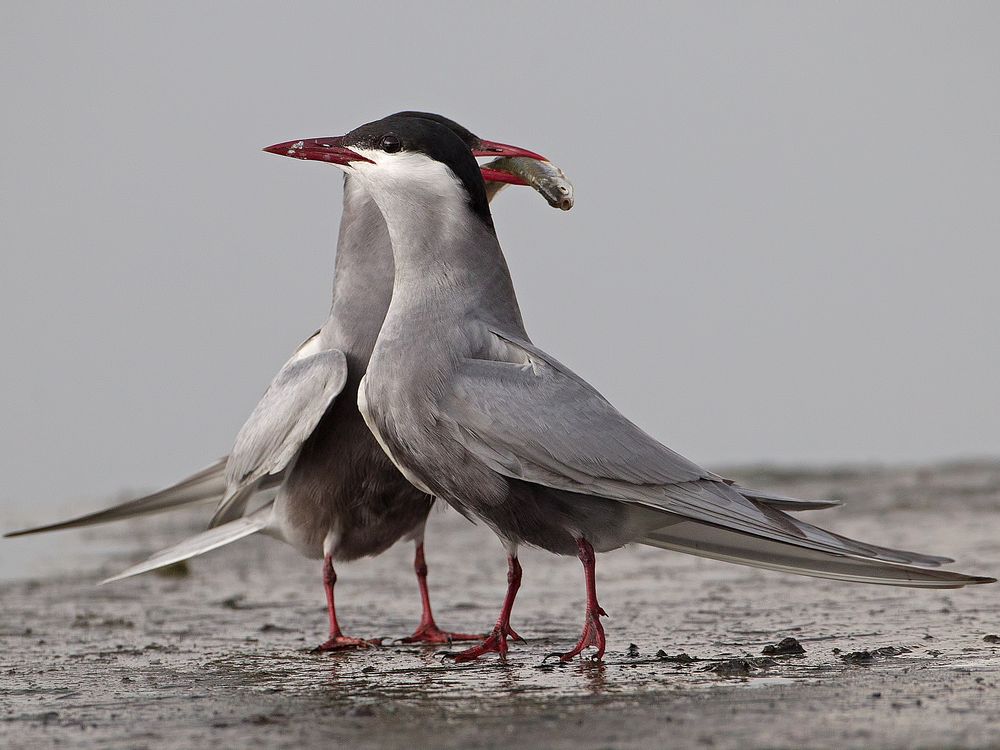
[762,637,806,656]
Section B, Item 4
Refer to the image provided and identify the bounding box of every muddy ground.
[2,460,999,749]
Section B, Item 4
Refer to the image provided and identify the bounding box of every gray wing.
[439,331,951,568]
[210,349,348,526]
[454,331,722,488]
[5,458,228,537]
[103,504,273,584]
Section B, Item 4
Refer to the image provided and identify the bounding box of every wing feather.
[210,349,348,526]
[440,332,956,569]
[5,458,227,536]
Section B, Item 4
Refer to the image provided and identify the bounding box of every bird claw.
[549,607,607,662]
[311,635,383,653]
[396,623,484,645]
[441,622,523,662]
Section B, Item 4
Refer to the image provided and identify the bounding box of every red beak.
[262,137,373,165]
[479,167,529,185]
[472,139,547,162]
[263,135,545,186]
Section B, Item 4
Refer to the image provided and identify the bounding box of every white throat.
[345,148,474,255]
[341,146,525,336]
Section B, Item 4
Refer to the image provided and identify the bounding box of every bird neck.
[368,176,525,331]
[321,176,395,359]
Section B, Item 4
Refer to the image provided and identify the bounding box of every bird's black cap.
[343,114,495,225]
[389,111,481,150]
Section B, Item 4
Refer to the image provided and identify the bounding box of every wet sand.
[3,461,999,749]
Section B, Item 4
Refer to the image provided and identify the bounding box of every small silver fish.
[483,156,574,211]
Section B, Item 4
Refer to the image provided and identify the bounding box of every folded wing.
[210,349,348,526]
[438,331,987,585]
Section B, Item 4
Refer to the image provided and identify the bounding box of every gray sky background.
[1,2,998,525]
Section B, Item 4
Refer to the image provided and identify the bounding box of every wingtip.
[98,558,169,585]
[939,572,996,587]
[4,523,81,538]
[99,561,161,585]
[97,570,133,586]
[4,525,52,538]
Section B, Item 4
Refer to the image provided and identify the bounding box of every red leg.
[549,539,607,662]
[312,554,383,652]
[445,555,525,662]
[399,542,482,644]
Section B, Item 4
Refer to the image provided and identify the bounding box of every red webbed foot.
[443,622,524,662]
[398,622,484,645]
[547,605,607,662]
[312,635,383,653]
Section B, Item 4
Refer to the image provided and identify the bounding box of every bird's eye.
[380,134,402,153]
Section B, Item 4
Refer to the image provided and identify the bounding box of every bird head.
[263,113,548,223]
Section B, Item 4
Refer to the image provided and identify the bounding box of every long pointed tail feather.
[5,458,230,538]
[100,504,273,584]
[734,485,841,511]
[641,520,993,588]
